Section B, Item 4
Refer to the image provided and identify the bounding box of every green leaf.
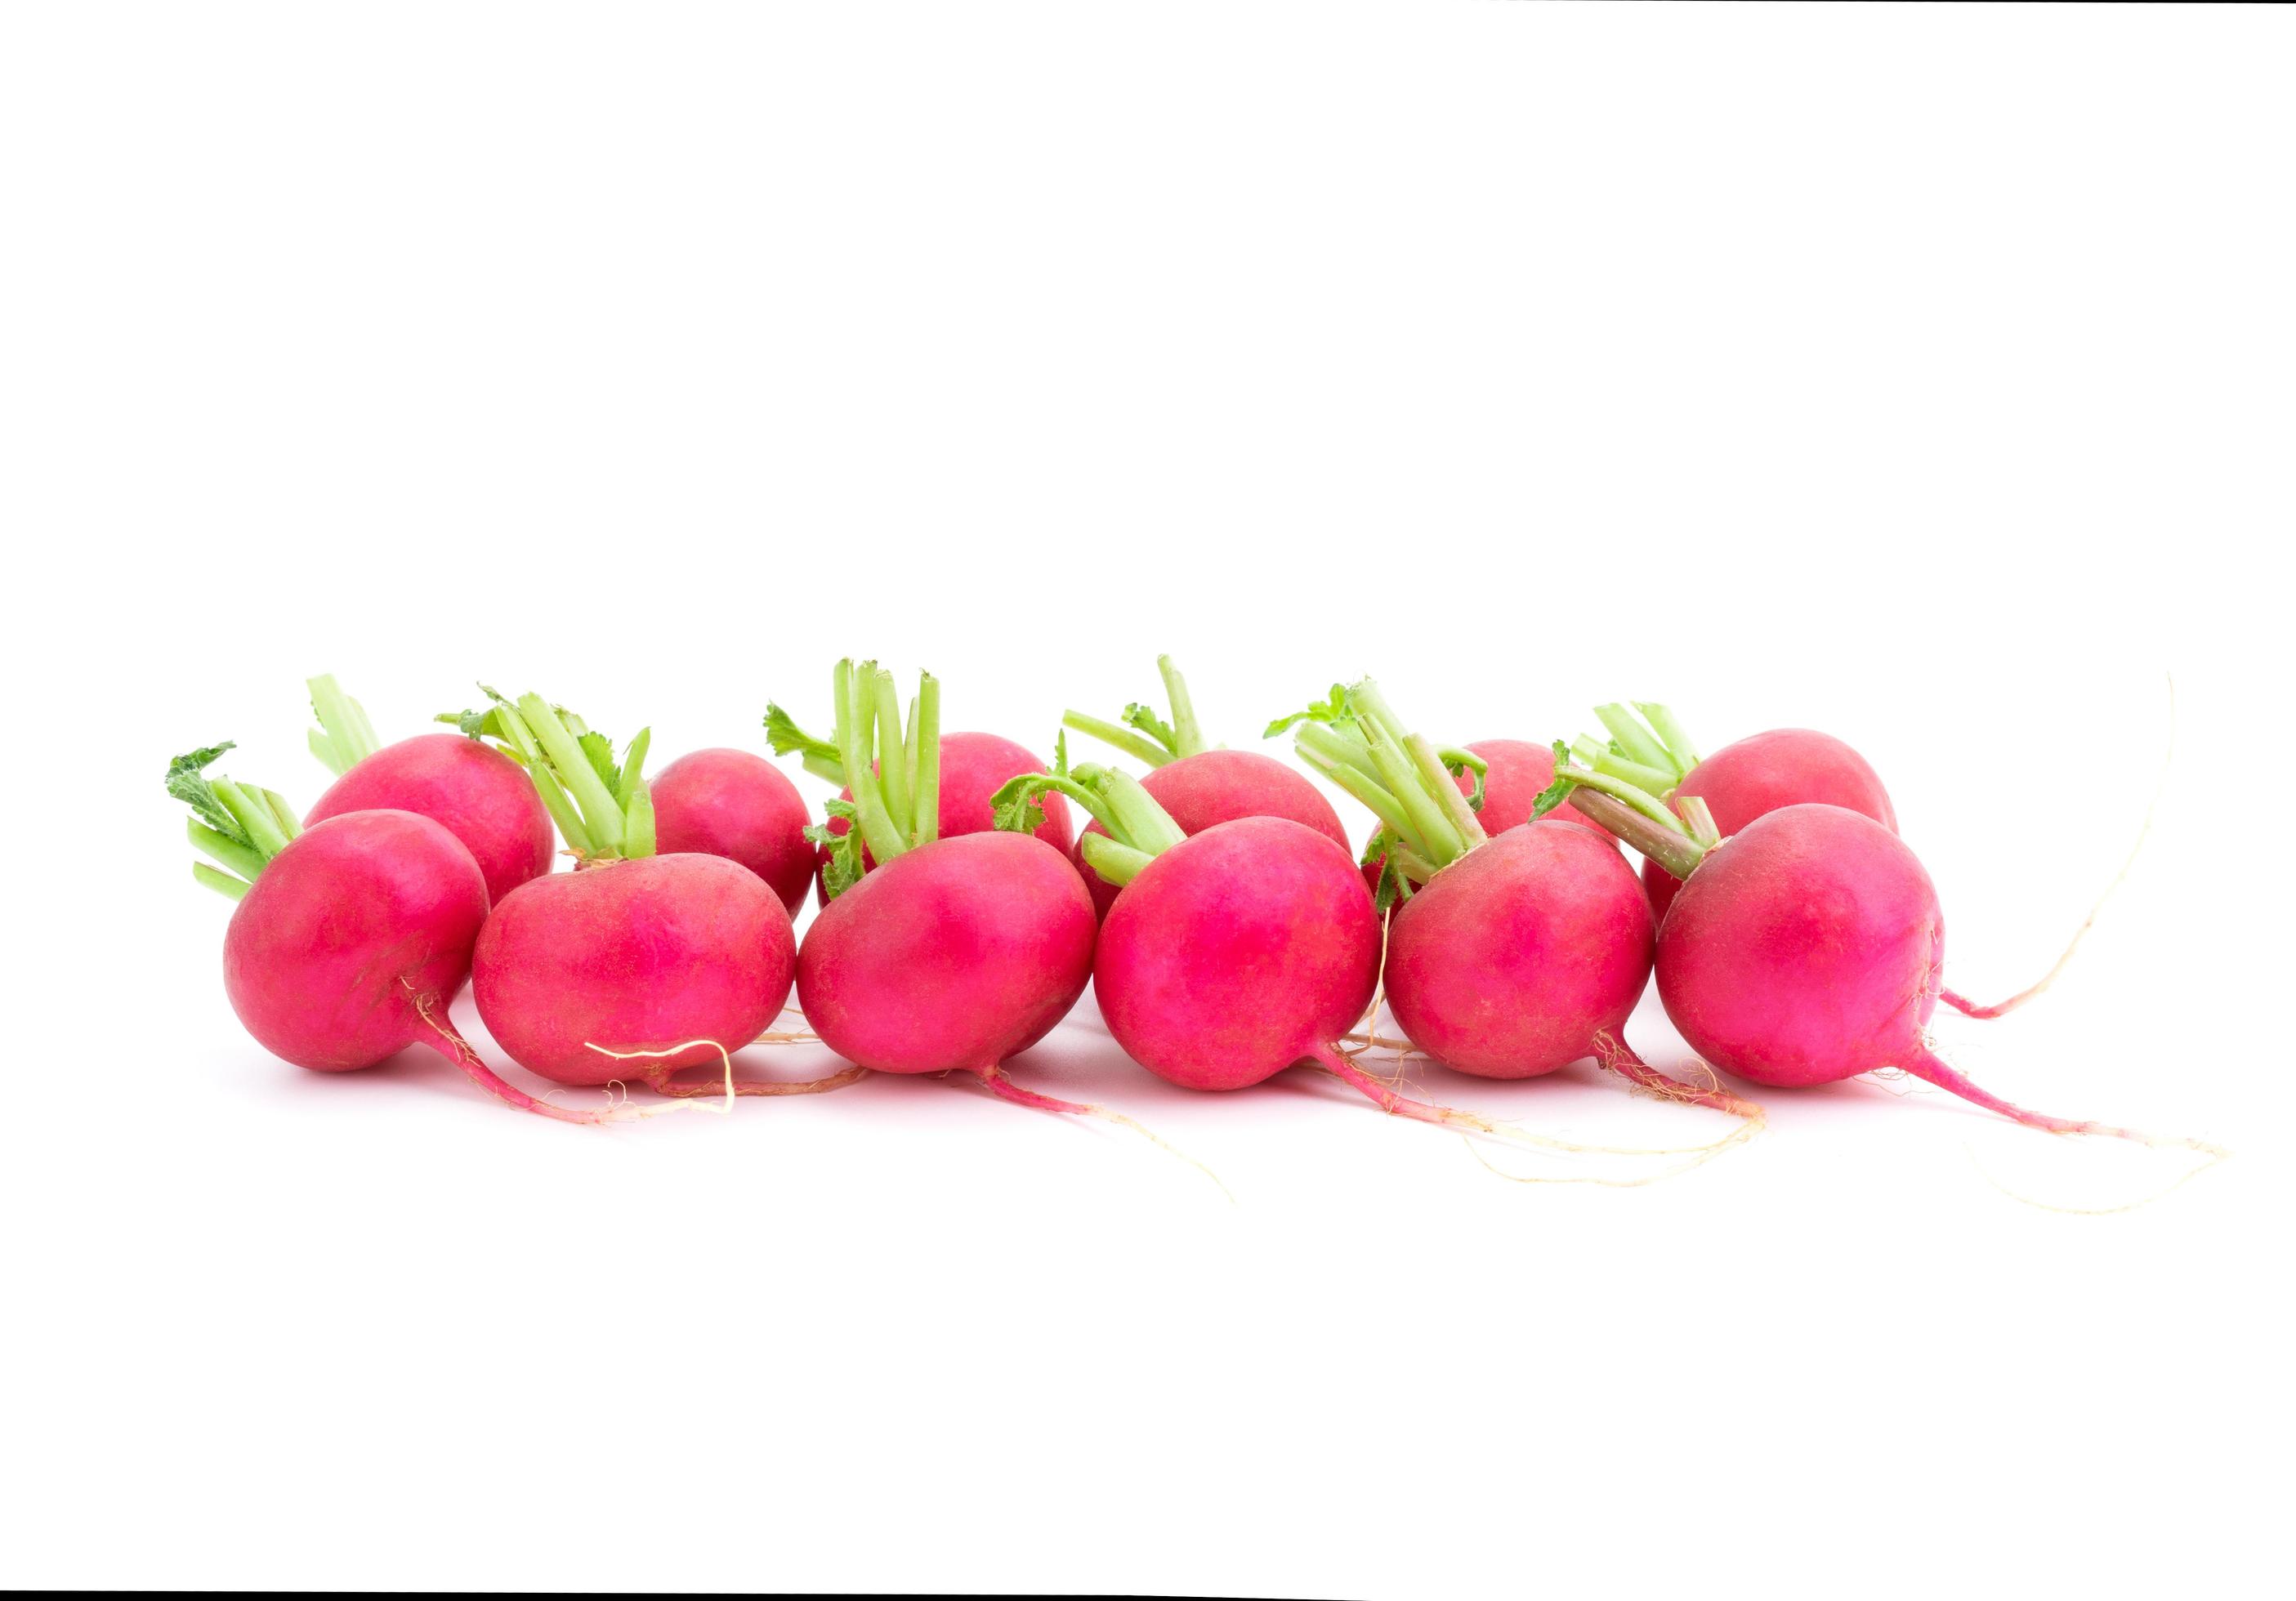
[1263,684,1353,739]
[1441,748,1488,814]
[1121,702,1179,756]
[167,744,250,845]
[765,702,841,764]
[805,799,867,899]
[578,729,621,799]
[1528,739,1583,823]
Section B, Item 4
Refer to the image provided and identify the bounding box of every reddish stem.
[1902,1046,2224,1155]
[1308,1044,1500,1134]
[645,1064,872,1099]
[1940,987,2017,1021]
[1590,1031,1765,1120]
[413,1012,632,1126]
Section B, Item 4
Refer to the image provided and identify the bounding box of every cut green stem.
[1063,654,1213,768]
[805,659,946,897]
[306,674,382,778]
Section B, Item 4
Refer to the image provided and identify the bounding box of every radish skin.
[306,731,554,907]
[1076,748,1345,920]
[651,747,815,913]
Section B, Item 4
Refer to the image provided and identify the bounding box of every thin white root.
[583,1040,739,1116]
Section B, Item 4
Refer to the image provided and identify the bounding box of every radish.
[766,696,1070,901]
[1534,754,2210,1148]
[1569,705,1895,924]
[457,689,813,1100]
[793,661,1104,1116]
[300,673,555,905]
[1060,655,1347,917]
[1278,682,1758,1118]
[170,743,650,1122]
[650,746,815,914]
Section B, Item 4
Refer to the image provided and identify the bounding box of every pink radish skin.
[1096,818,1379,1091]
[797,831,1096,1105]
[652,747,815,914]
[1076,748,1347,920]
[1655,803,2162,1140]
[473,853,797,1086]
[1642,729,1896,923]
[816,729,1073,904]
[1382,823,1757,1115]
[305,732,554,907]
[223,809,614,1122]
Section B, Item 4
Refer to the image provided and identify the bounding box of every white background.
[4,4,2290,1595]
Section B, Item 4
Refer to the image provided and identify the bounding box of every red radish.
[170,744,645,1122]
[1280,681,1758,1119]
[766,698,1070,899]
[301,674,553,904]
[791,660,1103,1115]
[453,689,820,1101]
[1543,760,2213,1149]
[1061,655,1345,918]
[650,746,815,914]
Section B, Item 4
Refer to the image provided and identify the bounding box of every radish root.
[1943,675,2174,1019]
[409,990,696,1124]
[969,1065,1232,1202]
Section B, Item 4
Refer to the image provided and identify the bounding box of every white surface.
[4,5,2290,1594]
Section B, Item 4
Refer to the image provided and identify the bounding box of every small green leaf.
[1263,684,1353,739]
[805,799,867,899]
[765,702,841,764]
[167,744,251,845]
[1121,702,1179,756]
[1528,739,1582,823]
[578,729,621,799]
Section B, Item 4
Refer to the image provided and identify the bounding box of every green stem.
[1560,786,1709,881]
[1079,833,1156,887]
[1061,710,1177,769]
[1594,703,1674,776]
[187,820,267,884]
[1157,655,1208,758]
[212,778,292,860]
[193,863,251,901]
[1096,767,1188,854]
[1294,721,1382,784]
[517,693,624,854]
[834,660,908,865]
[871,667,913,841]
[1298,745,1424,854]
[306,675,381,776]
[1557,765,1695,834]
[1594,749,1679,795]
[911,674,941,846]
[1365,722,1463,866]
[1634,702,1701,777]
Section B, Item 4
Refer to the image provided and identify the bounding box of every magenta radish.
[1538,756,2209,1148]
[169,743,644,1122]
[1279,681,1758,1119]
[455,689,815,1099]
[767,697,1070,900]
[1060,655,1347,918]
[650,746,815,913]
[1569,706,1896,923]
[791,660,1102,1114]
[300,673,554,905]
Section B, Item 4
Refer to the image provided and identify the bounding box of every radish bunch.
[1275,680,1758,1118]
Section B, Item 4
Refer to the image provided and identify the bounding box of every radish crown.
[1566,702,1700,797]
[1532,744,1719,881]
[784,658,943,899]
[167,743,301,901]
[439,685,655,863]
[1062,654,1211,769]
[1271,678,1487,905]
[990,743,1187,887]
[305,674,384,778]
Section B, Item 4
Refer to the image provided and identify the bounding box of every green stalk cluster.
[1569,702,1700,799]
[441,686,654,862]
[167,743,302,901]
[1530,741,1715,881]
[305,673,382,778]
[1062,654,1208,769]
[990,743,1187,887]
[789,659,943,899]
[1273,679,1486,899]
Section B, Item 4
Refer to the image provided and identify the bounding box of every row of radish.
[170,661,2183,1156]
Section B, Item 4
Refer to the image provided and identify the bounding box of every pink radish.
[792,661,1104,1116]
[1061,655,1346,917]
[301,673,554,904]
[170,743,645,1122]
[650,746,815,914]
[1280,681,1757,1118]
[453,689,817,1101]
[1539,758,2213,1149]
[766,699,1070,900]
